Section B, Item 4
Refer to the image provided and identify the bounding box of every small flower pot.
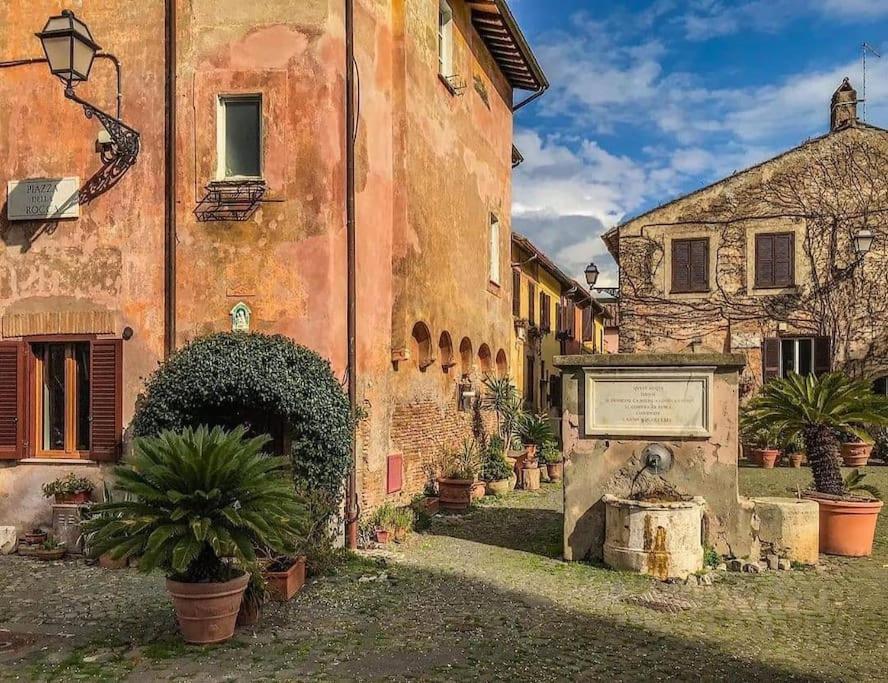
[34,548,66,561]
[788,452,805,469]
[166,573,249,644]
[546,462,564,481]
[54,491,91,505]
[809,496,883,556]
[374,529,391,544]
[754,449,780,469]
[470,481,487,501]
[264,556,306,602]
[23,531,47,546]
[841,442,873,468]
[437,478,475,511]
[485,479,511,497]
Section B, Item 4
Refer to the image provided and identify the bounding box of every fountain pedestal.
[603,494,706,580]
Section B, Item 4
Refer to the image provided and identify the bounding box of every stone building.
[0,0,546,528]
[604,80,888,397]
[510,233,608,416]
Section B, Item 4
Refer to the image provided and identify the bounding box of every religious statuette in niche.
[230,302,252,332]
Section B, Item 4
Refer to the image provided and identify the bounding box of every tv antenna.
[862,42,881,121]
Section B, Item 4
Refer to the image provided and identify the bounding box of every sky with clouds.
[509,0,888,287]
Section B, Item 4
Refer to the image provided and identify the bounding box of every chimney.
[831,77,858,131]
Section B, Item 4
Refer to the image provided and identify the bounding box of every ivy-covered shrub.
[131,333,352,497]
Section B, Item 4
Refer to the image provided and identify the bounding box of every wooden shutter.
[755,234,774,287]
[762,337,780,382]
[90,339,122,462]
[582,306,593,342]
[512,270,521,317]
[0,342,25,460]
[671,240,691,292]
[555,302,563,334]
[528,283,536,324]
[540,293,549,331]
[813,336,831,376]
[689,239,709,291]
[773,234,793,287]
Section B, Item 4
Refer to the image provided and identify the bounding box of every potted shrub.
[369,503,398,544]
[83,426,306,644]
[263,555,307,602]
[516,414,554,490]
[839,429,874,467]
[749,427,782,469]
[42,474,94,505]
[481,437,514,496]
[437,439,482,511]
[784,435,806,469]
[542,441,564,481]
[745,372,888,557]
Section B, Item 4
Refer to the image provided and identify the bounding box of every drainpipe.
[344,0,359,550]
[164,0,177,358]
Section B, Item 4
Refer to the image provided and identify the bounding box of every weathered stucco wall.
[556,354,758,563]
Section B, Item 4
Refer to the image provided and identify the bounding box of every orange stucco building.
[0,0,546,529]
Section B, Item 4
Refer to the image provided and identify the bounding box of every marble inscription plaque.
[585,368,712,437]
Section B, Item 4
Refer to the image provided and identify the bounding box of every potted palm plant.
[745,372,888,557]
[516,413,555,490]
[437,439,482,511]
[83,426,306,644]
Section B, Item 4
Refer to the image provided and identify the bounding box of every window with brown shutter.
[0,343,25,460]
[528,283,536,325]
[90,339,123,462]
[555,302,563,335]
[763,335,831,383]
[512,270,521,318]
[671,238,709,293]
[540,293,551,332]
[755,233,794,288]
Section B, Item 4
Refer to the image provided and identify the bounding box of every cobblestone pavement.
[2,467,887,681]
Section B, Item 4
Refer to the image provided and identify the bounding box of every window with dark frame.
[762,336,831,382]
[528,283,536,325]
[755,232,794,288]
[512,270,521,318]
[671,238,709,293]
[540,292,551,332]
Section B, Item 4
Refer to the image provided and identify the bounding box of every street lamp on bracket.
[853,228,875,256]
[36,10,140,165]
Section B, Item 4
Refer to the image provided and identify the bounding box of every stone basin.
[602,494,706,580]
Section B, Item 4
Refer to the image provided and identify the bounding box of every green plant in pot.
[542,441,565,481]
[481,436,514,496]
[516,414,554,491]
[783,434,806,468]
[42,473,94,505]
[744,372,888,556]
[437,439,483,511]
[83,425,306,644]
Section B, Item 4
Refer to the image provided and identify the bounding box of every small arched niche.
[459,337,473,376]
[478,344,493,375]
[411,322,434,371]
[439,331,455,372]
[495,349,509,378]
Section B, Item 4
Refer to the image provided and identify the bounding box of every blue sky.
[510,0,888,286]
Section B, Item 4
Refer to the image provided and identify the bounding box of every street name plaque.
[584,367,712,438]
[7,177,80,221]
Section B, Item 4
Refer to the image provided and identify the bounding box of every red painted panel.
[386,453,403,494]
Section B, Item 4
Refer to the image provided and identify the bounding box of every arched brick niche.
[478,344,493,375]
[411,322,434,371]
[439,331,455,372]
[459,337,473,376]
[496,349,508,378]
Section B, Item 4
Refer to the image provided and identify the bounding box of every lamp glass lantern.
[854,228,875,255]
[584,262,600,287]
[36,10,101,87]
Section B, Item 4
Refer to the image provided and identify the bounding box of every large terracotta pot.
[841,442,873,468]
[55,491,91,505]
[166,573,249,644]
[486,479,511,497]
[754,448,781,469]
[471,481,487,501]
[547,462,564,481]
[813,497,883,556]
[438,478,475,510]
[99,553,128,570]
[264,556,306,602]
